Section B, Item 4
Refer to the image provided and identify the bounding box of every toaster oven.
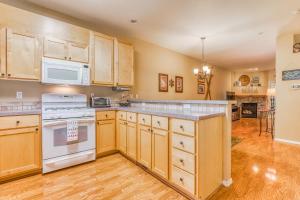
[90,97,111,108]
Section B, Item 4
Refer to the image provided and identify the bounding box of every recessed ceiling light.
[130,19,138,23]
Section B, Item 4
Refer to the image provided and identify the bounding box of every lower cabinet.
[126,122,137,160]
[96,120,115,155]
[152,128,168,179]
[137,114,169,180]
[138,125,152,168]
[0,115,41,182]
[118,120,127,154]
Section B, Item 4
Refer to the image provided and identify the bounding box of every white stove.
[42,93,96,173]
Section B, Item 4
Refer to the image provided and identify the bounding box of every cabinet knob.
[130,116,132,119]
[69,57,71,60]
[8,74,11,77]
[16,120,20,124]
[179,177,184,183]
[64,56,67,59]
[179,141,184,147]
[157,121,160,126]
[179,159,184,164]
[142,118,145,122]
[105,114,108,118]
[35,128,39,131]
[180,125,184,130]
[148,128,151,132]
[1,73,4,76]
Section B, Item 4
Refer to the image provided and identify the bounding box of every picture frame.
[158,73,168,92]
[197,82,205,94]
[175,76,183,93]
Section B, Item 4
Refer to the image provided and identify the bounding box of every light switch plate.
[16,91,23,99]
[291,84,300,90]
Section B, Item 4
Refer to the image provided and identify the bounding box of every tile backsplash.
[0,101,41,112]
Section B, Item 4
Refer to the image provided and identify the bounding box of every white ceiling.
[26,0,300,70]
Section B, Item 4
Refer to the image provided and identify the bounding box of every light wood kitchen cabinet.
[92,33,114,85]
[118,120,127,154]
[152,128,169,179]
[96,120,116,155]
[43,36,89,63]
[0,115,41,183]
[138,125,152,168]
[0,27,6,78]
[126,122,137,160]
[116,41,134,86]
[6,28,41,80]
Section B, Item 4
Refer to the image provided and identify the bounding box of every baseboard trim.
[222,178,233,187]
[275,138,300,145]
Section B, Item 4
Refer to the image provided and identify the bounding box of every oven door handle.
[43,118,95,127]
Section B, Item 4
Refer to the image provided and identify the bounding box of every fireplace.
[241,103,257,118]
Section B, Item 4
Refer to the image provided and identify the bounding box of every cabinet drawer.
[127,112,137,123]
[138,114,151,126]
[171,119,195,136]
[97,111,115,120]
[172,166,195,195]
[0,115,39,130]
[117,111,127,121]
[172,148,195,174]
[152,116,168,130]
[172,133,195,154]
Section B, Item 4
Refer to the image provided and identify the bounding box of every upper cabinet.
[43,36,89,63]
[116,41,134,86]
[6,28,41,80]
[91,33,114,85]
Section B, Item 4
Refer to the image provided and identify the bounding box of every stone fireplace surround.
[236,95,267,118]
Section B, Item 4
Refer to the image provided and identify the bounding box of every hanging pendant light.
[193,37,211,75]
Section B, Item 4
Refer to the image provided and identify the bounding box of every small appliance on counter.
[90,96,111,108]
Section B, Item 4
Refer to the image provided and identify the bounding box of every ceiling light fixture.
[292,9,300,15]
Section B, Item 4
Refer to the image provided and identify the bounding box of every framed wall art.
[282,69,300,81]
[158,73,168,92]
[197,82,205,94]
[175,76,183,93]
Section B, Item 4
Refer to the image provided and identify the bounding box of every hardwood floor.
[1,118,300,200]
[211,119,300,200]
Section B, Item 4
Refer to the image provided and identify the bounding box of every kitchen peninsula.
[0,98,234,200]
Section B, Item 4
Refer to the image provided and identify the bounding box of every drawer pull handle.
[179,141,184,146]
[179,177,184,184]
[179,159,184,164]
[180,125,184,130]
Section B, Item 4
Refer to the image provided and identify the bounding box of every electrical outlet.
[16,91,23,100]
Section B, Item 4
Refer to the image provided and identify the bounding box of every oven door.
[42,117,95,160]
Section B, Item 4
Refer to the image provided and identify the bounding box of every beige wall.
[0,1,231,101]
[230,70,275,95]
[275,32,300,143]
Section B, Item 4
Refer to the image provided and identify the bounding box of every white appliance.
[42,57,90,86]
[42,93,95,173]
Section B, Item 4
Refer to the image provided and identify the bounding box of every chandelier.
[193,37,213,100]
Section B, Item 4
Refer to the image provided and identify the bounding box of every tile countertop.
[0,107,225,121]
[95,107,225,121]
[0,110,42,117]
[129,99,237,105]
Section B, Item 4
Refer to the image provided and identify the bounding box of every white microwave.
[42,57,90,86]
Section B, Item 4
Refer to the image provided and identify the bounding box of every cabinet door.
[0,27,6,78]
[117,42,134,86]
[68,42,89,63]
[138,125,152,168]
[96,120,115,155]
[44,37,67,60]
[0,127,41,181]
[127,122,137,160]
[152,128,168,179]
[118,120,127,154]
[93,35,114,85]
[7,29,40,80]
